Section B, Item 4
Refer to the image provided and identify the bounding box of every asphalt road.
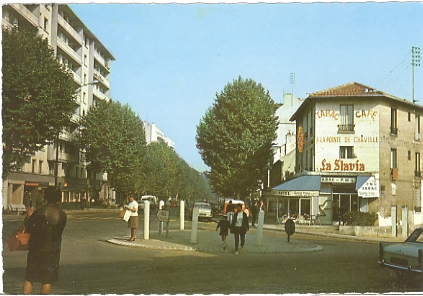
[3,210,422,294]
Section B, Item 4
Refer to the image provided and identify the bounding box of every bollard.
[191,207,199,243]
[256,211,264,246]
[144,200,150,240]
[158,200,164,234]
[180,200,185,230]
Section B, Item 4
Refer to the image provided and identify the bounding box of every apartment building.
[2,4,115,209]
[143,121,175,150]
[267,82,423,231]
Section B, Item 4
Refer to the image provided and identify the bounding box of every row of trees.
[2,25,213,202]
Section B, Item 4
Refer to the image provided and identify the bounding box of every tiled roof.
[309,82,389,98]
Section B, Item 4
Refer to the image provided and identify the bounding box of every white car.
[379,228,423,280]
[190,202,213,221]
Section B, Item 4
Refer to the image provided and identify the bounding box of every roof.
[290,82,423,121]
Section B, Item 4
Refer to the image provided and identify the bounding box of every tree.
[2,25,77,178]
[77,100,146,193]
[196,76,278,198]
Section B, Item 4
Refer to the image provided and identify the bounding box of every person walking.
[216,215,230,250]
[124,194,139,241]
[230,203,249,254]
[22,186,67,295]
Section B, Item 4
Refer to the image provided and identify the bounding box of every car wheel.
[396,270,415,282]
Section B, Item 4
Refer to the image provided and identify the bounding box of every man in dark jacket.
[230,203,249,254]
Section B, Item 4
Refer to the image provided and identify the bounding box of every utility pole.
[290,72,295,107]
[412,46,420,103]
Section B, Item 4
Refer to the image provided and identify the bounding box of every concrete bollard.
[191,207,199,243]
[180,200,185,230]
[257,211,265,246]
[158,200,164,234]
[144,200,150,240]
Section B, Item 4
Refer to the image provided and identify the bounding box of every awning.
[272,176,321,197]
[356,176,379,198]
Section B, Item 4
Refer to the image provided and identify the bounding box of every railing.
[338,124,355,132]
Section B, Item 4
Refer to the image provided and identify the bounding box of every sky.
[69,2,423,172]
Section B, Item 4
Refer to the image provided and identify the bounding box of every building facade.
[2,4,115,209]
[267,82,423,231]
[143,121,175,149]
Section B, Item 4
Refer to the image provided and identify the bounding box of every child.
[216,215,230,250]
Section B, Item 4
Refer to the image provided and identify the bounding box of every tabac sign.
[357,176,379,198]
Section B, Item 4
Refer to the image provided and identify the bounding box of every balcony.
[93,70,110,89]
[390,127,398,135]
[415,133,422,141]
[56,38,82,66]
[337,124,355,133]
[57,14,83,46]
[9,4,38,28]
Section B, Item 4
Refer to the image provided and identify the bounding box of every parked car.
[138,195,158,211]
[378,227,423,280]
[189,202,213,221]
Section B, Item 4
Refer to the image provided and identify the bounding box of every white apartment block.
[143,121,175,150]
[2,4,115,209]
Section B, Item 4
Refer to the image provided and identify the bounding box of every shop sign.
[321,177,356,184]
[357,177,379,198]
[272,190,319,197]
[297,126,304,153]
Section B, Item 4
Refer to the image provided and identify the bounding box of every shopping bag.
[6,228,30,251]
[123,210,131,222]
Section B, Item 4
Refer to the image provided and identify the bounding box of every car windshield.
[195,203,210,209]
[406,229,423,242]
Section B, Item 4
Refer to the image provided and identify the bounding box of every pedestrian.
[251,201,258,226]
[230,203,249,255]
[226,200,234,224]
[23,191,33,216]
[124,194,139,241]
[216,215,230,250]
[22,186,67,295]
[35,193,43,209]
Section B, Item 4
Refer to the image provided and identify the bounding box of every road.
[2,210,422,294]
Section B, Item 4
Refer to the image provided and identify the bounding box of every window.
[49,162,54,175]
[416,152,421,177]
[391,149,397,169]
[38,161,43,174]
[409,151,412,161]
[43,17,48,32]
[84,54,87,66]
[83,92,86,104]
[32,159,36,173]
[409,112,412,122]
[391,108,398,135]
[339,105,354,132]
[416,115,421,141]
[340,146,354,159]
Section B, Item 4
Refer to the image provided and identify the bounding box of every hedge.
[342,211,378,226]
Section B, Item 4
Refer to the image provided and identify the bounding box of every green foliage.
[342,211,378,226]
[77,100,146,193]
[196,76,278,198]
[2,25,76,178]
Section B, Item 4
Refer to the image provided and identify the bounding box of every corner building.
[2,4,115,209]
[270,82,422,231]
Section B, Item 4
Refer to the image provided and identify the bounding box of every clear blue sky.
[70,2,423,172]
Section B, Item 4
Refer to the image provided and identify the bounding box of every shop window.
[338,105,354,132]
[339,146,354,159]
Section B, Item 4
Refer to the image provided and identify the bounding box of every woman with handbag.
[230,203,249,255]
[22,186,67,295]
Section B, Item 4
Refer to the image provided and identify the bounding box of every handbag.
[6,228,30,251]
